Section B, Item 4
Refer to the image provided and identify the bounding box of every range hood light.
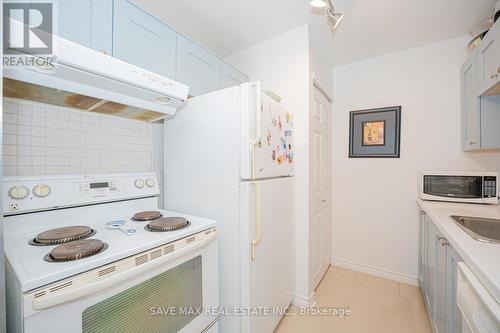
[310,0,327,8]
[32,58,57,73]
[155,96,172,105]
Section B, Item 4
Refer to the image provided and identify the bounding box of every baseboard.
[332,257,419,286]
[292,292,316,308]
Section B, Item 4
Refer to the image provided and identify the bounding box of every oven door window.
[423,176,482,199]
[82,256,202,333]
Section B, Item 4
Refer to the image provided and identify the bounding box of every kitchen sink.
[450,215,500,243]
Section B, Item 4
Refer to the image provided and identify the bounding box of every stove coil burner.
[30,226,96,246]
[44,239,108,262]
[132,211,162,221]
[145,217,190,232]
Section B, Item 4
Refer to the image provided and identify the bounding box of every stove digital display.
[90,182,109,189]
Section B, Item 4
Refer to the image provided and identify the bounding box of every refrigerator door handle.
[251,182,262,261]
[249,82,262,179]
[251,81,262,146]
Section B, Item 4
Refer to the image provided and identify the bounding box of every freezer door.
[240,83,294,180]
[240,178,294,333]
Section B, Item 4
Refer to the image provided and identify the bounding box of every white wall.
[226,25,313,304]
[331,36,500,283]
[309,32,333,96]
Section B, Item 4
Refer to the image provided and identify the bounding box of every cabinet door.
[477,22,500,95]
[418,212,427,290]
[113,0,176,78]
[424,216,436,316]
[445,246,462,333]
[56,0,113,54]
[434,231,448,333]
[177,35,221,96]
[220,62,249,89]
[461,50,480,151]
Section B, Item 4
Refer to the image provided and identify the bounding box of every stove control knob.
[33,184,51,198]
[8,185,29,200]
[135,179,145,189]
[146,178,155,188]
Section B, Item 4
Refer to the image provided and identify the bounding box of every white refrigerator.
[164,82,295,333]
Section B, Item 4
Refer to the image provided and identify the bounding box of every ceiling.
[134,0,498,67]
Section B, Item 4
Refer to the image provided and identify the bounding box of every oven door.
[422,174,484,203]
[23,231,218,333]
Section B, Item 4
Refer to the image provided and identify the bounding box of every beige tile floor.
[275,265,432,333]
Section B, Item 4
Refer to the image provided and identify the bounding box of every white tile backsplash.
[3,98,160,177]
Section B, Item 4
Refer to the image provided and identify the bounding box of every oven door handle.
[32,232,217,310]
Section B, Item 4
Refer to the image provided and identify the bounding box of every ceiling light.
[327,11,344,30]
[325,0,344,30]
[310,0,327,8]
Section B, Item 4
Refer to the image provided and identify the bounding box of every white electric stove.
[3,173,219,333]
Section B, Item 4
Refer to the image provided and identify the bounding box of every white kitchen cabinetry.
[419,212,463,333]
[176,35,221,96]
[220,62,249,89]
[477,22,500,95]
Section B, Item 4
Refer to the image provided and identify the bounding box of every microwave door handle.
[32,232,217,311]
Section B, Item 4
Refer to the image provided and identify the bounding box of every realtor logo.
[3,2,53,54]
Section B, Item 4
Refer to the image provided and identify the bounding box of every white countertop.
[417,199,500,303]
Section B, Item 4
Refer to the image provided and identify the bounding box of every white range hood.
[3,35,189,122]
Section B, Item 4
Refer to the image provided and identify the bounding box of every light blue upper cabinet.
[113,0,176,78]
[177,35,221,96]
[477,21,499,95]
[56,0,113,54]
[220,62,249,89]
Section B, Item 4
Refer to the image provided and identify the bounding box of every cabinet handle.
[440,238,449,247]
[469,141,476,145]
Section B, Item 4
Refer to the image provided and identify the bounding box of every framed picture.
[349,106,401,158]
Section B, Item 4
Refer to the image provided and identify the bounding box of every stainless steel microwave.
[420,172,498,204]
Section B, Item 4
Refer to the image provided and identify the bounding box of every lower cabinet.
[445,246,462,333]
[419,212,463,333]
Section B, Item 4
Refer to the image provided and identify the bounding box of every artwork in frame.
[349,106,401,158]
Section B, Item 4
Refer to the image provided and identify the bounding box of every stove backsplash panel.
[2,97,159,177]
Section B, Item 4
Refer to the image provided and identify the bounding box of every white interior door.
[310,85,332,290]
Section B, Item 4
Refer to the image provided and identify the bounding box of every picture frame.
[349,106,401,158]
